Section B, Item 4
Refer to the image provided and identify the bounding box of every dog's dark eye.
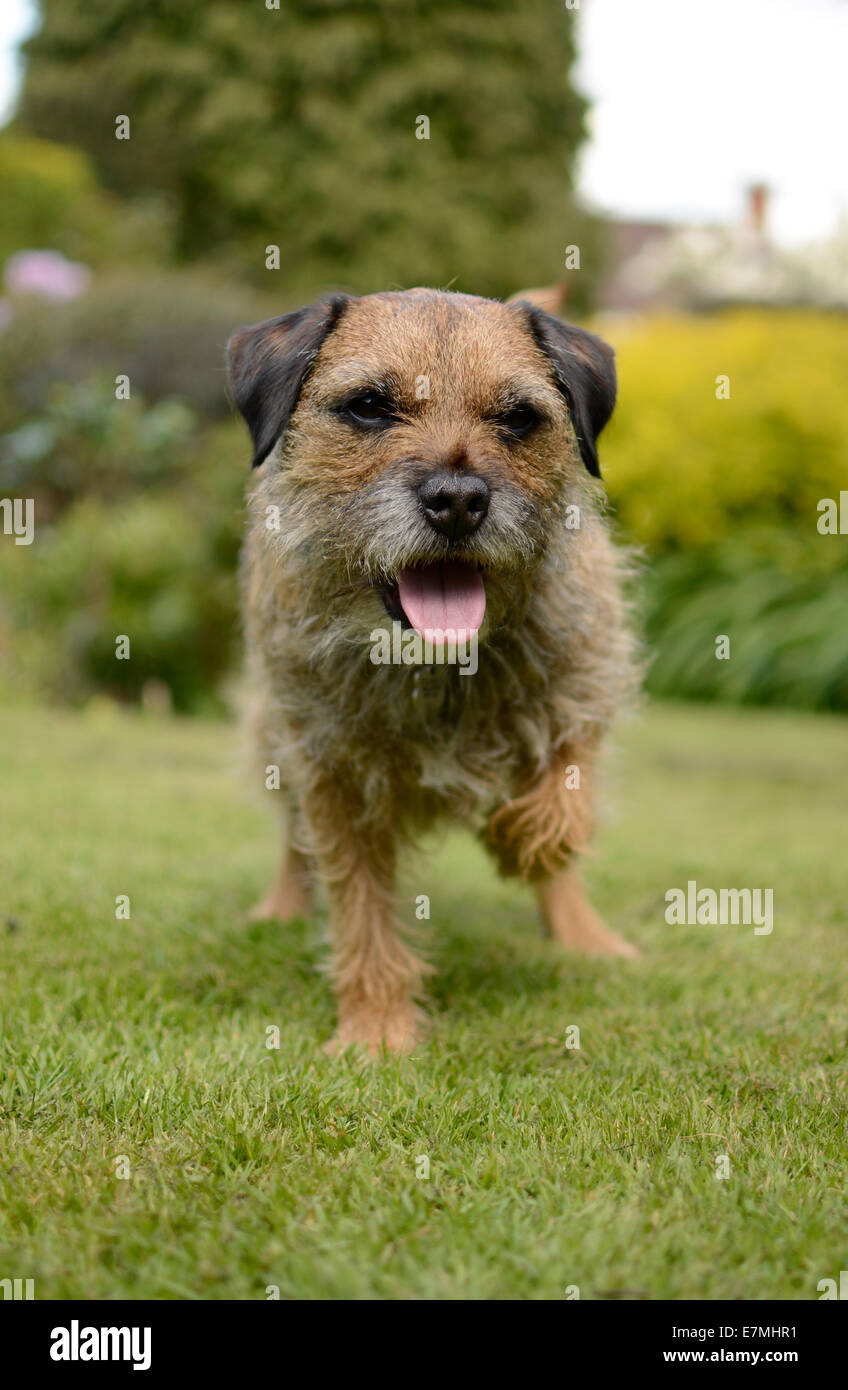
[496,406,542,439]
[344,393,395,426]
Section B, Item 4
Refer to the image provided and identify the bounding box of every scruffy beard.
[249,463,597,664]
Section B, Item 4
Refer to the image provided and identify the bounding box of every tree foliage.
[18,0,592,300]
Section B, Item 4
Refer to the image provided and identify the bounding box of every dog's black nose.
[418,471,490,542]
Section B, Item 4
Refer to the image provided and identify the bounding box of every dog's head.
[227,289,616,641]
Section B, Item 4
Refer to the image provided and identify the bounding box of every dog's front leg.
[303,773,427,1054]
[485,749,638,959]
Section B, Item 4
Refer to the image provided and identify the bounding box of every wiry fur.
[231,289,639,1052]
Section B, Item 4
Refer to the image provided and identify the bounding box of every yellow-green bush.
[600,310,848,551]
[594,310,848,710]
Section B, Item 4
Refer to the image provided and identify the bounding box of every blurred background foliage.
[604,311,848,711]
[0,1,845,714]
[17,0,597,300]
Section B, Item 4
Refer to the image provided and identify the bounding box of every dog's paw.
[539,871,639,959]
[577,925,640,960]
[247,884,310,923]
[324,1006,424,1058]
[553,903,639,959]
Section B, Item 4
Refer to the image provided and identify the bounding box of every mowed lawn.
[1,698,846,1301]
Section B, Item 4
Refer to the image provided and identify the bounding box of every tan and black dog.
[227,289,638,1052]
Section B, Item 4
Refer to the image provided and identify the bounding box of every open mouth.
[381,561,486,638]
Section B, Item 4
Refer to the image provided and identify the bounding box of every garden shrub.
[603,309,848,550]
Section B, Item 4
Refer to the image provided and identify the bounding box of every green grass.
[1,698,846,1301]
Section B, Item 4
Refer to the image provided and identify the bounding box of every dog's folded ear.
[227,294,351,467]
[517,304,617,478]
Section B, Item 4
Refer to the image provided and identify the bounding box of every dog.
[227,288,638,1053]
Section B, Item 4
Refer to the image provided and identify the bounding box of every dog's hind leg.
[249,838,313,923]
[243,674,313,922]
[537,864,638,959]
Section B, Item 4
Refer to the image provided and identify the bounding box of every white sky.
[0,0,35,125]
[1,0,846,247]
[575,0,848,245]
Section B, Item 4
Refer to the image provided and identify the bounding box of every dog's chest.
[363,659,531,806]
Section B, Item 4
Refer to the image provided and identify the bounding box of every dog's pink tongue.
[397,561,486,637]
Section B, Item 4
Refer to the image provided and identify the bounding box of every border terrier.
[227,288,638,1053]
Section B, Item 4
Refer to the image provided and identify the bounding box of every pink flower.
[4,249,91,301]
